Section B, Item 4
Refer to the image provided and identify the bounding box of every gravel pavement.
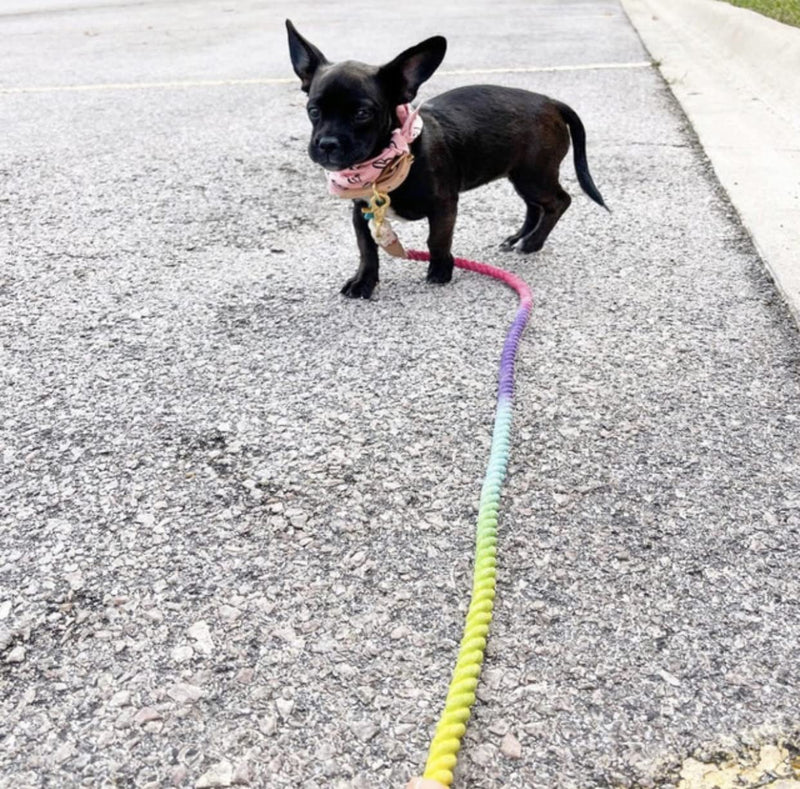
[1,2,799,788]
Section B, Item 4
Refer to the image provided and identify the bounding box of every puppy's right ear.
[286,20,328,93]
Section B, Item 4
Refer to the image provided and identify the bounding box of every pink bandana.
[326,104,423,197]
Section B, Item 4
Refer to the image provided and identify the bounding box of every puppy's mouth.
[313,150,360,171]
[310,138,376,171]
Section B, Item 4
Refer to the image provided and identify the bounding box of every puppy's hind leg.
[500,203,543,251]
[509,171,571,254]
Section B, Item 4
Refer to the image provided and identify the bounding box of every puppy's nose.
[317,136,341,154]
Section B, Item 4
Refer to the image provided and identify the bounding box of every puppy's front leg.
[426,199,457,284]
[341,200,379,299]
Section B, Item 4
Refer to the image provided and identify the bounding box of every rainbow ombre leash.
[404,249,533,788]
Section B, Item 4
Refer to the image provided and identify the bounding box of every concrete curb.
[620,0,800,326]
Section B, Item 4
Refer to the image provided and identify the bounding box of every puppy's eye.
[307,106,321,121]
[354,108,374,122]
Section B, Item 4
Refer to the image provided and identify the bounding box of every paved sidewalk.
[621,0,800,325]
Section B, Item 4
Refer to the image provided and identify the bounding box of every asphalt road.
[1,2,799,788]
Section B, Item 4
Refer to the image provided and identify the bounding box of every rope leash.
[401,249,533,788]
[329,162,533,786]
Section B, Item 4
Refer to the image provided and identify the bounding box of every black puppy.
[286,20,607,299]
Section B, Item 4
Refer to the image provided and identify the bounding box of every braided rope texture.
[405,250,533,786]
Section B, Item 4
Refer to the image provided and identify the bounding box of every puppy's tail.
[557,102,609,211]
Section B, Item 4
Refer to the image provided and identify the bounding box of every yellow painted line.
[0,76,295,94]
[442,60,653,76]
[0,61,653,95]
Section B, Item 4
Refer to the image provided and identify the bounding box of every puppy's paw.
[517,235,545,254]
[500,235,520,252]
[341,276,378,299]
[426,261,453,285]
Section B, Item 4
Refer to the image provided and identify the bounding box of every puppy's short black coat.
[286,21,607,298]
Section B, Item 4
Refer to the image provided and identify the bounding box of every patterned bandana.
[325,104,423,198]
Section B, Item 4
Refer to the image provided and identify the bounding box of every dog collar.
[326,104,423,199]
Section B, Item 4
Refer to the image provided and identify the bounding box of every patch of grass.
[718,0,800,27]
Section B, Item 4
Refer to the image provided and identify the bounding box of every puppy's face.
[286,21,446,171]
[304,63,394,171]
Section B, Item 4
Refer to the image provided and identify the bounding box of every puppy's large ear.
[378,36,447,103]
[286,20,328,92]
